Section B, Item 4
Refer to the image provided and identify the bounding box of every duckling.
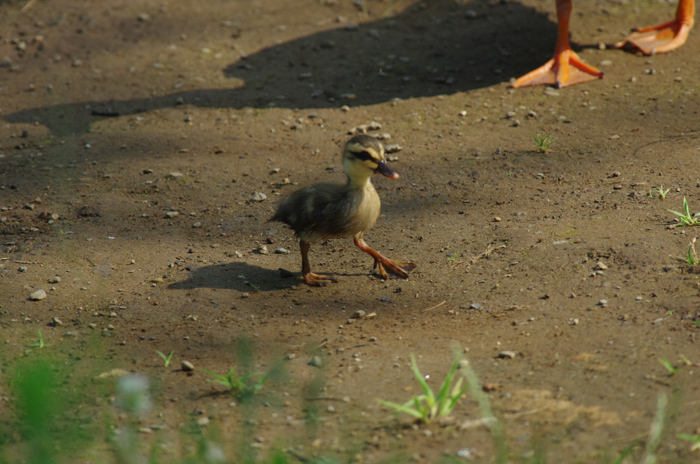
[270,134,416,286]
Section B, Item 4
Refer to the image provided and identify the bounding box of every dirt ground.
[1,0,700,462]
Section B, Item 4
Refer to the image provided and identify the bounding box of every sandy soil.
[1,0,699,462]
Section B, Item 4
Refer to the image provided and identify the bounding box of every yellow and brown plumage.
[270,134,416,286]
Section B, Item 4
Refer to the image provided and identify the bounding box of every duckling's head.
[342,134,399,184]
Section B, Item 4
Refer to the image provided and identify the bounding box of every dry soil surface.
[1,0,700,462]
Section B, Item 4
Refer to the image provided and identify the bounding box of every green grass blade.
[613,439,642,464]
[376,399,424,420]
[410,355,436,405]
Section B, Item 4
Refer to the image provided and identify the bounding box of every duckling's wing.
[271,183,352,240]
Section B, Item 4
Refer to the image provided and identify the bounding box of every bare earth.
[1,0,699,462]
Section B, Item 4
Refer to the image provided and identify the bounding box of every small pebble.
[29,289,47,301]
[274,247,289,254]
[308,356,323,367]
[498,351,516,359]
[251,192,267,202]
[165,211,179,218]
[181,360,194,372]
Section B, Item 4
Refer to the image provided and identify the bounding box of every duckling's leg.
[353,236,416,280]
[300,240,337,286]
[613,0,694,54]
[511,0,604,88]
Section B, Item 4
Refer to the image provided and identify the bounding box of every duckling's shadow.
[168,262,298,292]
[168,261,382,292]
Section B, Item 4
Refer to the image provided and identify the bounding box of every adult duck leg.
[300,240,337,286]
[353,236,416,280]
[512,0,604,88]
[614,0,694,54]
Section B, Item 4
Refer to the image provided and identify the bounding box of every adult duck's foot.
[303,272,338,287]
[613,0,694,55]
[512,48,604,88]
[374,258,417,280]
[614,21,693,55]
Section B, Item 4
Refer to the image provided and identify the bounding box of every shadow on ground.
[4,0,559,136]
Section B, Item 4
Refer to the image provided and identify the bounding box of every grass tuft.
[668,197,699,227]
[377,353,468,423]
[531,131,555,153]
[155,349,174,367]
[202,367,268,399]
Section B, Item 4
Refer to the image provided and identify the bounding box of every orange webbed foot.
[373,258,417,280]
[512,48,604,89]
[614,21,693,55]
[614,0,694,54]
[303,272,338,287]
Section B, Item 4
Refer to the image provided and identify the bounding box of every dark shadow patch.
[4,0,557,136]
[169,261,300,292]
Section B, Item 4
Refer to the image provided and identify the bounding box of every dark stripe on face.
[353,150,375,162]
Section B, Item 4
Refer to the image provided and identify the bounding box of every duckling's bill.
[374,160,399,180]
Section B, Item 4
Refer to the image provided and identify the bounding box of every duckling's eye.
[353,150,374,162]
